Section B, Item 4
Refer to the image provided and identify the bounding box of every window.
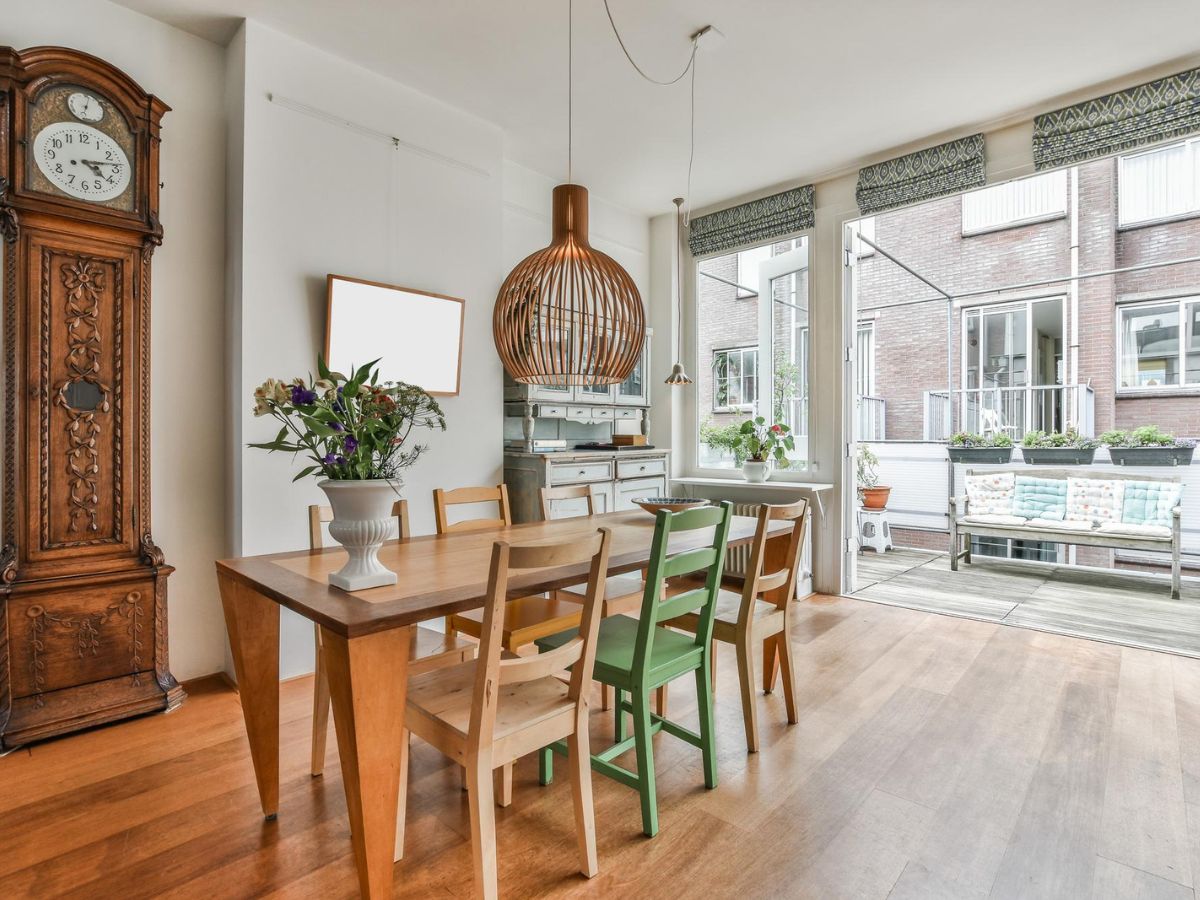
[961,170,1067,234]
[696,235,809,470]
[856,322,876,397]
[1118,298,1200,388]
[712,347,758,410]
[1119,138,1200,227]
[848,217,875,257]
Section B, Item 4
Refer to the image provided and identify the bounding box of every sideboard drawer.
[537,405,568,418]
[549,460,614,485]
[614,408,640,421]
[566,406,613,421]
[8,578,155,699]
[617,456,667,479]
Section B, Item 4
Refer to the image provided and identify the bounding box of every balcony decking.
[853,547,1200,658]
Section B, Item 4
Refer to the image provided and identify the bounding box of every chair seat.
[450,595,584,648]
[406,658,574,747]
[537,615,703,690]
[409,625,475,676]
[557,574,646,616]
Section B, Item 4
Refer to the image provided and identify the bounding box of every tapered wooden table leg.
[218,573,280,819]
[321,624,413,900]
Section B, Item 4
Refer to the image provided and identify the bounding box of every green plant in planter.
[857,446,880,490]
[700,420,748,465]
[1100,425,1193,448]
[949,431,1013,448]
[729,416,795,466]
[1021,428,1098,449]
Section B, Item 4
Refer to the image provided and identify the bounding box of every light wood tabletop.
[215,508,788,899]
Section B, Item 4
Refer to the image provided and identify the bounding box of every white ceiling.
[113,0,1200,216]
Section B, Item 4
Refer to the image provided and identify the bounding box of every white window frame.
[1115,296,1200,392]
[960,170,1068,236]
[711,345,759,413]
[1118,138,1200,228]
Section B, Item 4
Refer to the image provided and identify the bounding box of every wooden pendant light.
[493,184,645,385]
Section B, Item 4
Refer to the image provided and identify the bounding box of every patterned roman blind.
[1034,68,1200,170]
[687,185,815,257]
[856,134,986,215]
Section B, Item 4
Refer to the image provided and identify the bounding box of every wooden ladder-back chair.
[398,528,614,899]
[308,500,475,777]
[664,498,808,752]
[538,502,734,837]
[539,484,667,716]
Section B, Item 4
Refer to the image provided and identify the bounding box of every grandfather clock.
[0,47,182,749]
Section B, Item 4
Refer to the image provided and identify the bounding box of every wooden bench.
[949,467,1183,599]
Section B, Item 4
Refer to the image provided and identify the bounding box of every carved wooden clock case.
[0,47,182,749]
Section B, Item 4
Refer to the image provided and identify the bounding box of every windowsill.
[1116,387,1200,399]
[710,406,755,415]
[1117,209,1200,232]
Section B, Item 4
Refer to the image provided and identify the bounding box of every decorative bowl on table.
[632,497,708,515]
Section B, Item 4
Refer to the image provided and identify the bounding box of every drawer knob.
[579,470,586,475]
[639,465,646,471]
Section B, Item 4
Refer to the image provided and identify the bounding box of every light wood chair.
[439,484,585,806]
[397,528,614,899]
[663,499,808,752]
[540,484,667,716]
[308,500,475,778]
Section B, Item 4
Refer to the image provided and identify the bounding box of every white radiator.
[726,501,813,589]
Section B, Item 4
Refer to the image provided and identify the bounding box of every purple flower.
[289,384,317,405]
[343,435,359,454]
[331,422,344,432]
[336,455,346,464]
[322,453,338,465]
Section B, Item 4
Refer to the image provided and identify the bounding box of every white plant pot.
[318,479,399,591]
[742,459,772,483]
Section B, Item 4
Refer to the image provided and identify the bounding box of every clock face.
[67,91,104,122]
[32,123,132,203]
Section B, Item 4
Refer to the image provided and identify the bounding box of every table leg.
[217,573,280,819]
[321,624,413,900]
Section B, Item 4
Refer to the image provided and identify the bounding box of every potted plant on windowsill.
[249,357,446,591]
[1019,428,1098,465]
[1100,425,1196,466]
[729,417,794,483]
[857,446,890,509]
[946,432,1014,464]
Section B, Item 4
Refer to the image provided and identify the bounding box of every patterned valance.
[687,185,814,258]
[1034,67,1200,170]
[856,134,986,215]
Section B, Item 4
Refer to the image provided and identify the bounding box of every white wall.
[229,20,507,678]
[4,0,229,681]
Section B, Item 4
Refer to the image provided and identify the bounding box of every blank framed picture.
[325,275,465,396]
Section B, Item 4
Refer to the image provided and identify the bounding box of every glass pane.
[771,262,809,468]
[1119,303,1180,387]
[1186,302,1200,385]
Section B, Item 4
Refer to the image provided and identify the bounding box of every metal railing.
[923,384,1095,441]
[856,395,886,441]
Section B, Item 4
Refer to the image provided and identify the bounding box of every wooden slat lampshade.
[494,184,645,385]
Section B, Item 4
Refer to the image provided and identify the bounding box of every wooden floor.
[5,594,1200,898]
[855,548,1200,659]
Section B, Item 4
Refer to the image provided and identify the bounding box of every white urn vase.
[742,459,772,484]
[318,479,399,591]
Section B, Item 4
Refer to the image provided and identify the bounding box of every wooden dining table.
[215,507,789,898]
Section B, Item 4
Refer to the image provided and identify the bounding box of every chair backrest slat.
[308,499,409,550]
[539,484,595,520]
[631,502,733,678]
[433,484,512,535]
[739,499,809,625]
[468,528,612,747]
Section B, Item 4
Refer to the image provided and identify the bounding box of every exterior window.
[1118,298,1200,388]
[961,170,1067,234]
[712,347,758,411]
[1119,139,1200,227]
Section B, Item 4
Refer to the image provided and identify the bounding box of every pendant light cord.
[602,0,700,223]
[568,0,573,184]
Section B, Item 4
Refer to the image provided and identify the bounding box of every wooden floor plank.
[3,594,1200,898]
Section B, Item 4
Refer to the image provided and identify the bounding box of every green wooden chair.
[536,501,734,837]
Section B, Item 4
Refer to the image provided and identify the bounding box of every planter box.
[947,446,1013,464]
[1106,445,1195,467]
[1019,447,1096,466]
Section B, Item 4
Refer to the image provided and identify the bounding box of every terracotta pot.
[860,486,891,510]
